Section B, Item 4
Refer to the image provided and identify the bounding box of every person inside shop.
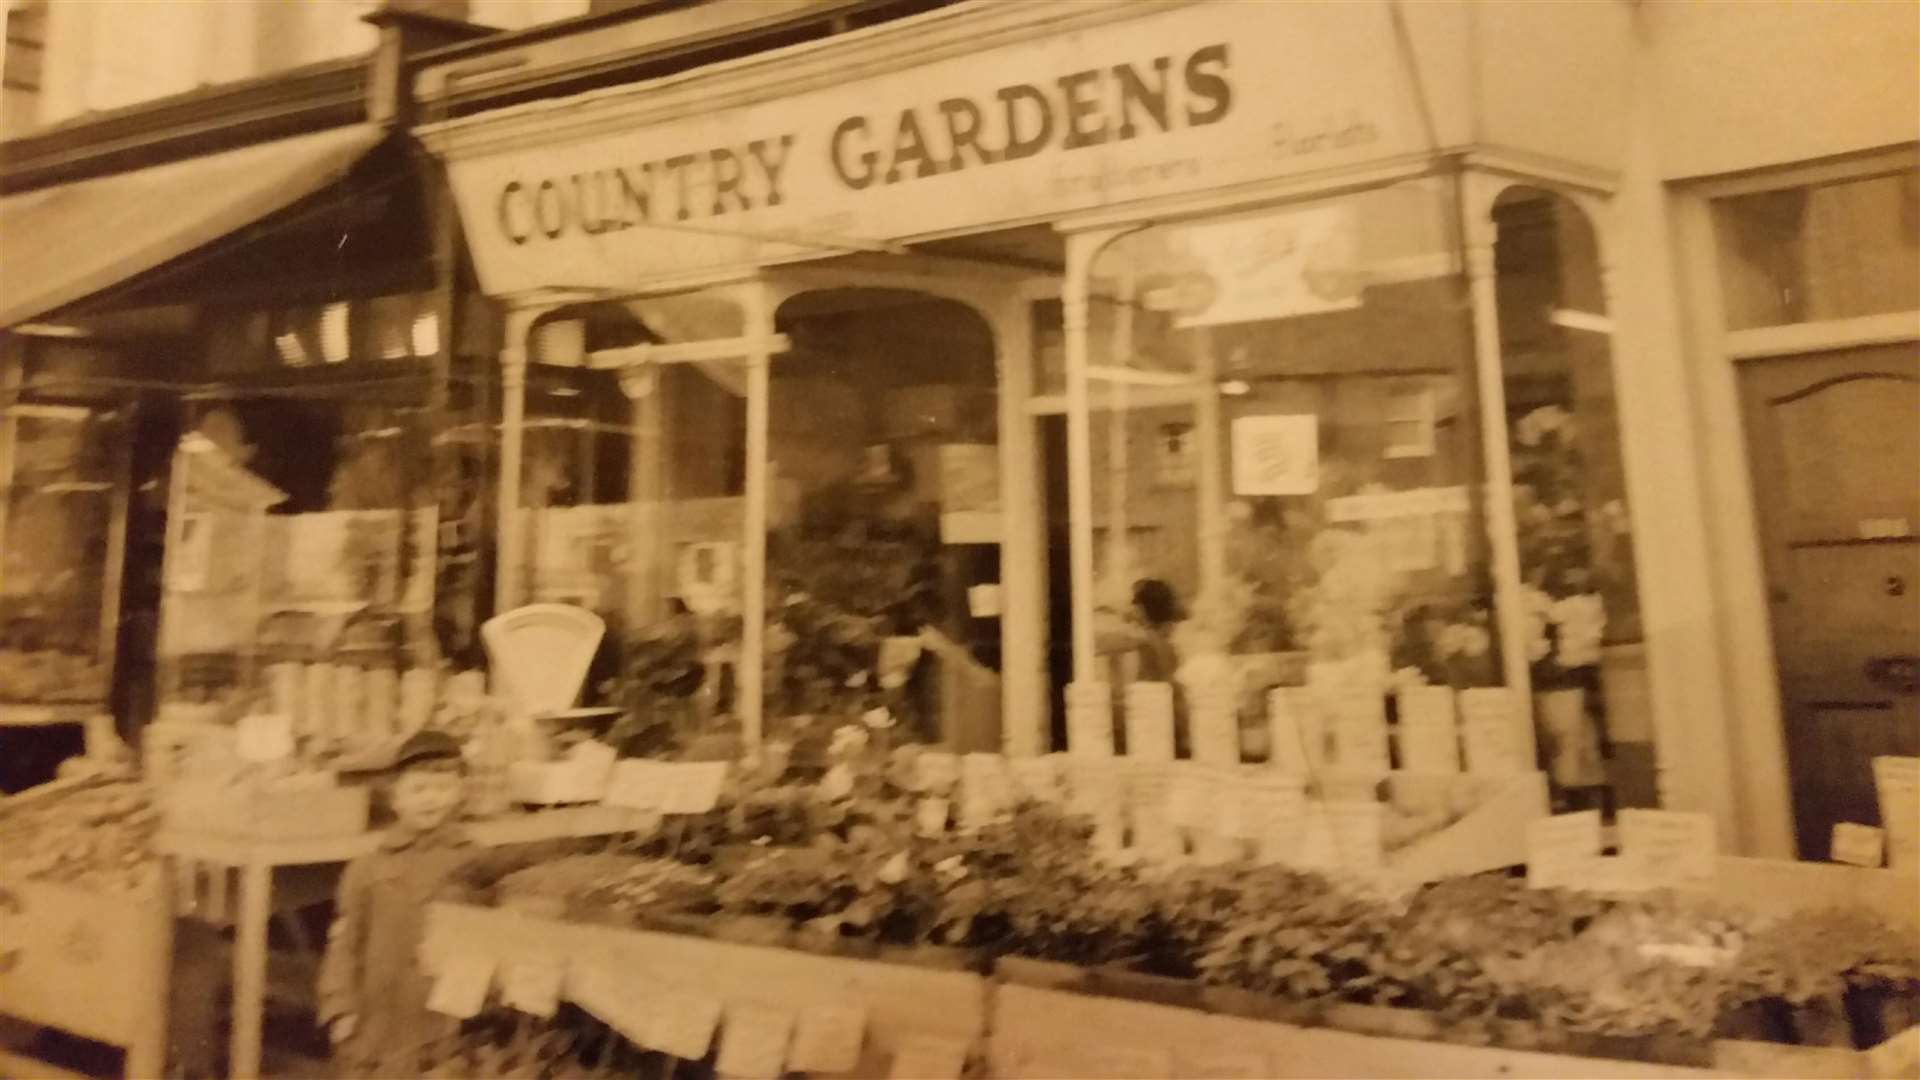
[318,729,655,1077]
[1096,577,1191,755]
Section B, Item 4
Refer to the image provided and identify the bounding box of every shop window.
[755,289,1000,750]
[1493,187,1650,814]
[1076,178,1494,764]
[1712,170,1920,329]
[0,405,125,708]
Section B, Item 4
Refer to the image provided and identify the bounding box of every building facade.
[1,0,1913,860]
[412,0,1918,859]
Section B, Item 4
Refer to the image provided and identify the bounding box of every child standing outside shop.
[317,728,477,1077]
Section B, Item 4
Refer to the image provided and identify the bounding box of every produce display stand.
[421,901,989,1074]
[0,866,172,1080]
[416,848,1920,1080]
[156,804,660,1080]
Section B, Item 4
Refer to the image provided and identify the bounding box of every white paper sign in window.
[1172,203,1362,327]
[1231,414,1318,495]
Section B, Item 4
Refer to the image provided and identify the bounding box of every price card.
[1009,755,1061,804]
[304,663,336,741]
[1873,756,1919,873]
[1124,682,1177,761]
[1266,688,1317,774]
[1395,686,1460,774]
[363,668,398,738]
[565,966,656,1046]
[962,753,1017,814]
[967,583,1002,618]
[1326,800,1385,871]
[568,739,619,789]
[425,952,494,1019]
[1526,810,1602,889]
[1164,762,1216,830]
[1619,809,1717,888]
[334,665,364,741]
[788,1002,867,1074]
[1246,775,1307,863]
[398,667,436,733]
[1291,804,1339,871]
[1125,759,1174,822]
[888,1034,970,1080]
[1215,772,1262,841]
[604,759,666,810]
[1459,688,1531,775]
[1180,1050,1274,1078]
[916,751,961,794]
[647,992,723,1061]
[1326,690,1390,772]
[1066,681,1115,757]
[1831,822,1887,868]
[267,664,305,738]
[236,712,295,763]
[663,761,729,815]
[715,1003,794,1080]
[500,959,563,1018]
[916,796,951,836]
[1188,688,1240,766]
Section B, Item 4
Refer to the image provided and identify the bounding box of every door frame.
[1673,145,1920,858]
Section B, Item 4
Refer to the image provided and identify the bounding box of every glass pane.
[1,409,121,704]
[1494,187,1651,814]
[606,358,747,756]
[516,366,635,636]
[1079,179,1494,770]
[1713,170,1920,329]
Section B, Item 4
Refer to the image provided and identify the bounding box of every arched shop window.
[758,288,1000,751]
[1492,187,1650,814]
[1074,177,1497,767]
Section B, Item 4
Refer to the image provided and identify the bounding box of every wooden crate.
[0,868,172,1079]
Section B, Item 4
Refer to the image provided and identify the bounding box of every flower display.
[1510,404,1612,690]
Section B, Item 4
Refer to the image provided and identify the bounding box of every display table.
[157,805,660,1080]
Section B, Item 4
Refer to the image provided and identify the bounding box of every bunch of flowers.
[1288,525,1410,689]
[1391,595,1498,690]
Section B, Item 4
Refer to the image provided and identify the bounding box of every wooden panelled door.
[1739,343,1920,860]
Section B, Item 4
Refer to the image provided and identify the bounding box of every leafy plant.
[764,487,943,732]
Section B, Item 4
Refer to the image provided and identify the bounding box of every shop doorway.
[764,287,1004,750]
[1738,343,1920,859]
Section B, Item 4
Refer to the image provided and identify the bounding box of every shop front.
[421,0,1673,819]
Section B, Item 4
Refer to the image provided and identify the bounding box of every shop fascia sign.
[445,0,1414,298]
